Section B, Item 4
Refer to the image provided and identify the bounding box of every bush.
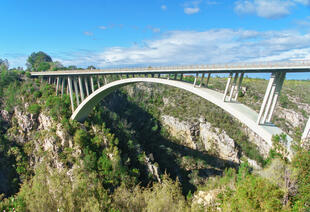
[224,175,284,211]
[28,104,41,115]
[292,148,310,210]
[73,129,90,147]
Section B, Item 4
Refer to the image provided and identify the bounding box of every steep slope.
[0,71,309,211]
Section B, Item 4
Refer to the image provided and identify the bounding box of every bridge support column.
[61,77,65,96]
[223,73,233,101]
[193,73,198,87]
[56,77,60,96]
[180,74,183,81]
[302,117,310,140]
[48,76,51,84]
[174,74,177,80]
[199,73,205,87]
[78,76,85,101]
[266,72,286,123]
[158,74,161,78]
[97,76,101,88]
[73,77,80,106]
[206,73,211,87]
[234,72,244,101]
[84,77,90,96]
[228,73,239,101]
[257,72,286,125]
[90,76,95,93]
[68,76,75,112]
[104,76,107,85]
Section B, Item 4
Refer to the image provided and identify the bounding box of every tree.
[26,51,52,71]
[67,65,77,70]
[0,59,9,71]
[87,65,96,70]
[51,61,64,71]
[37,62,51,72]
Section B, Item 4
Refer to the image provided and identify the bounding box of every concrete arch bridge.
[31,61,310,154]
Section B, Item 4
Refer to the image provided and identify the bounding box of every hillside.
[0,70,309,211]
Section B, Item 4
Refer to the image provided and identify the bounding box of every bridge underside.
[71,78,289,147]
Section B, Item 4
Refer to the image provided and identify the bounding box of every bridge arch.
[71,77,288,146]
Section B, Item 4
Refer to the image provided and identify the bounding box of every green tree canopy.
[26,51,52,71]
[0,58,9,71]
[67,65,77,70]
[37,62,51,72]
[87,65,96,70]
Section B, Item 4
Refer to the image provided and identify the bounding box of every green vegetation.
[26,51,53,71]
[0,60,309,211]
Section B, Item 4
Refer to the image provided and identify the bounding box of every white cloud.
[183,1,201,14]
[206,0,219,5]
[146,26,161,33]
[296,16,310,27]
[99,26,107,30]
[2,55,28,68]
[235,0,294,19]
[294,0,310,5]
[161,5,167,10]
[84,31,94,36]
[152,28,161,33]
[56,29,310,68]
[184,7,200,14]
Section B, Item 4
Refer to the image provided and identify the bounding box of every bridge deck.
[30,62,310,76]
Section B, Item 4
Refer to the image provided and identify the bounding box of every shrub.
[73,129,90,147]
[28,104,41,115]
[292,148,310,210]
[218,172,284,211]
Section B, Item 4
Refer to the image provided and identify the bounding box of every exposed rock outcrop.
[193,189,220,208]
[278,108,306,129]
[14,106,37,139]
[0,109,11,122]
[161,115,240,164]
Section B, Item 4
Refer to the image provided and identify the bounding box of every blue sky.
[1,0,310,72]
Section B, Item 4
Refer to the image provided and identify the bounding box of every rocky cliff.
[161,115,240,164]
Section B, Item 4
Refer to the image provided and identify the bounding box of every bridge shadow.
[87,89,238,195]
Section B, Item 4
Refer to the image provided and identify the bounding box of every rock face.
[161,115,240,164]
[278,108,306,129]
[242,126,270,157]
[0,110,11,122]
[193,189,220,208]
[8,106,77,173]
[14,107,37,138]
[145,154,161,183]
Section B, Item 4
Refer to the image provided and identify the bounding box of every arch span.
[71,78,288,146]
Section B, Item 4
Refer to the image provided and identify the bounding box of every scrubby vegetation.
[0,63,309,211]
